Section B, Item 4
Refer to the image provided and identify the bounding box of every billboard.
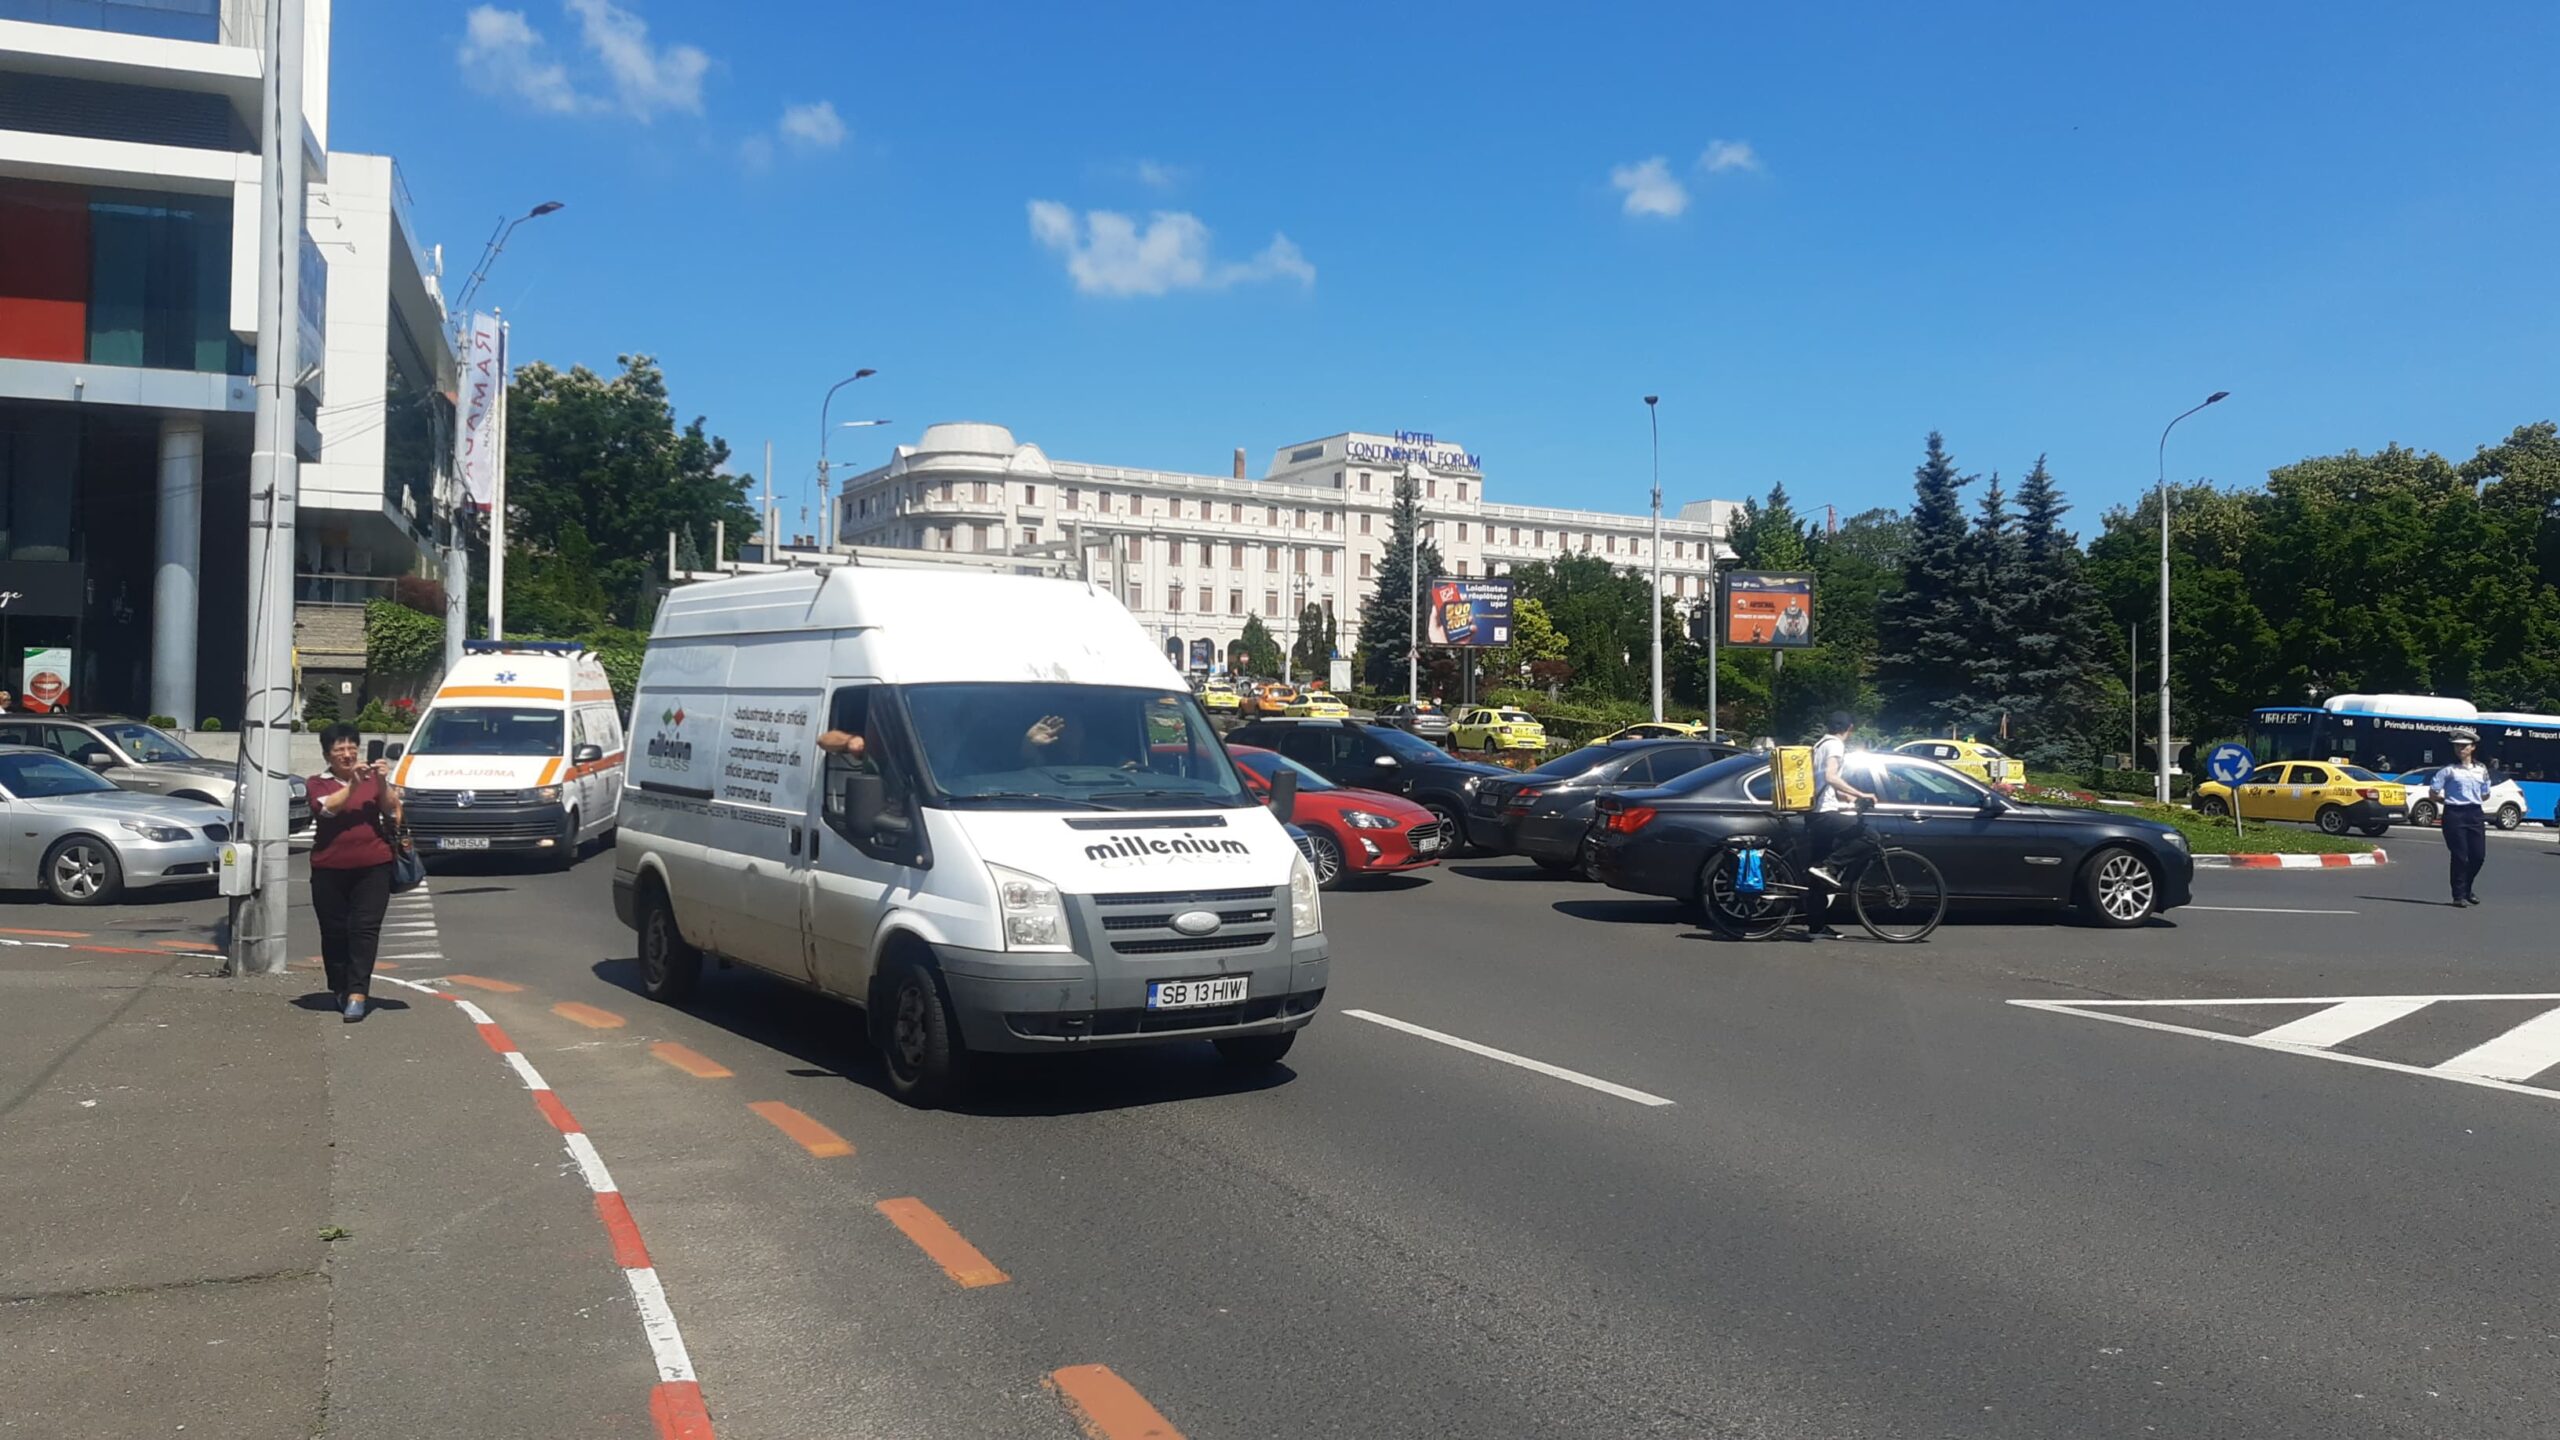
[1722,571,1814,649]
[20,646,71,713]
[1188,637,1214,670]
[1425,577,1513,649]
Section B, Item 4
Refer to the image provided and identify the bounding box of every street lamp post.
[816,369,878,551]
[2156,390,2230,803]
[1645,395,1663,723]
[449,201,560,652]
[821,418,892,550]
[454,200,564,318]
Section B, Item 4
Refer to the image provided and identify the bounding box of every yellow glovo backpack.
[1772,746,1818,811]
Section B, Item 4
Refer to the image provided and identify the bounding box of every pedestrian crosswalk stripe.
[2011,993,2560,1104]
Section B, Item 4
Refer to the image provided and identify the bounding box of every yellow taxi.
[2192,759,2407,836]
[1452,706,1548,752]
[1892,738,2018,786]
[1199,679,1243,714]
[1595,721,1715,745]
[1251,682,1300,717]
[1284,688,1351,719]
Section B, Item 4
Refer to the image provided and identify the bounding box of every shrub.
[302,687,340,726]
[198,717,223,731]
[352,700,407,733]
[146,714,178,729]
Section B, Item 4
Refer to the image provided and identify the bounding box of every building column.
[152,418,203,726]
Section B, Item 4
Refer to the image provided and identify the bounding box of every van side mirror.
[1266,767,1298,824]
[572,743,604,765]
[843,770,911,843]
[385,742,405,760]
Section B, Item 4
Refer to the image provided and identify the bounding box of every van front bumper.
[404,796,569,852]
[936,933,1330,1053]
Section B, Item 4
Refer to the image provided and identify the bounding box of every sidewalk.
[0,887,653,1440]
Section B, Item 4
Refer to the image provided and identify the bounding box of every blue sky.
[337,1,2560,540]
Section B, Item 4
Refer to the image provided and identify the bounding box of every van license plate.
[436,837,491,850]
[1147,976,1248,1010]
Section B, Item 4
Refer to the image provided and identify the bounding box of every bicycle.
[1698,813,1947,944]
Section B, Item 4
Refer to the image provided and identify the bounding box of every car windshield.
[1367,724,1448,763]
[409,706,564,756]
[0,751,117,797]
[1652,752,1766,796]
[903,683,1250,810]
[1233,748,1340,793]
[98,721,199,763]
[1498,711,1535,725]
[1530,746,1620,779]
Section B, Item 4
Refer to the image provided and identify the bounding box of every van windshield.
[409,707,565,756]
[902,684,1252,810]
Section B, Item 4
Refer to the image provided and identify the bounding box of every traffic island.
[2193,849,2391,870]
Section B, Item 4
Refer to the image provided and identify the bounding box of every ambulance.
[613,560,1328,1107]
[393,641,625,867]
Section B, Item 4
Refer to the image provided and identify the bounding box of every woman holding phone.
[307,723,403,1021]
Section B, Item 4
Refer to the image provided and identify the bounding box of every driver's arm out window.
[820,686,911,848]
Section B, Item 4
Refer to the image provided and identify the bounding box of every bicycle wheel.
[1704,849,1800,940]
[1851,848,1946,943]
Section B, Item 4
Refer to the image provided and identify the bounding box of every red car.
[1229,744,1446,888]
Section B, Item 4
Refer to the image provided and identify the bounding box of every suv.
[1225,716,1509,849]
[0,715,309,831]
[1377,700,1453,744]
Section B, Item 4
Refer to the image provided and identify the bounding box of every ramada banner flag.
[455,313,505,510]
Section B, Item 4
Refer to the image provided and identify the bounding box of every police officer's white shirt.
[2432,761,2491,807]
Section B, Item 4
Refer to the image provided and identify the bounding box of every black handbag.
[378,810,425,893]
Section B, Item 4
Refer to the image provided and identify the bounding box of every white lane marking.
[380,953,444,961]
[376,975,441,996]
[563,1131,619,1193]
[2255,998,2436,1048]
[2184,905,2359,915]
[2434,1006,2560,1082]
[2042,992,2560,1008]
[1342,1009,1675,1107]
[502,1050,550,1091]
[2009,1000,2560,1104]
[624,1266,698,1382]
[454,999,496,1025]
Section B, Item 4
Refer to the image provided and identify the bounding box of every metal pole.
[762,439,775,558]
[2129,621,2137,766]
[2156,391,2228,804]
[1283,571,1295,685]
[1707,553,1721,740]
[1407,472,1420,703]
[487,317,509,641]
[227,0,306,976]
[818,370,875,553]
[1645,395,1663,723]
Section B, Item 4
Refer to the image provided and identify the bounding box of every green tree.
[1509,553,1655,703]
[1736,481,1810,571]
[1234,615,1284,677]
[1289,602,1337,679]
[2000,456,2117,766]
[1357,472,1445,692]
[501,355,758,625]
[1476,596,1568,688]
[1956,470,2026,738]
[1873,433,1976,733]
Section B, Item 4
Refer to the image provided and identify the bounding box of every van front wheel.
[880,952,967,1108]
[637,887,700,1003]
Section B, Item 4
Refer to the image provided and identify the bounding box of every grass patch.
[2017,786,2377,855]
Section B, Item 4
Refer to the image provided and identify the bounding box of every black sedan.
[1471,738,1740,877]
[1591,752,2195,928]
[1224,716,1510,848]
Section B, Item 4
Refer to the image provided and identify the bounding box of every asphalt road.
[376,827,2560,1439]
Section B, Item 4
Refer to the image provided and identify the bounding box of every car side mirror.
[572,743,604,765]
[1979,791,2009,814]
[81,752,115,771]
[1373,754,1399,769]
[1266,767,1297,824]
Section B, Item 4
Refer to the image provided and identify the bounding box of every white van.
[612,563,1328,1105]
[394,641,625,866]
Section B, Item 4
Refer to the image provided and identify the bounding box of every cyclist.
[1805,710,1884,939]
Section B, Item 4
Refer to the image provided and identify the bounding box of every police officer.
[2430,730,2491,906]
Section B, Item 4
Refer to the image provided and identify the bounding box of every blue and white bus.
[2249,695,2560,826]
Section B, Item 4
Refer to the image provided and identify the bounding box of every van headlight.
[1289,852,1324,936]
[533,785,563,803]
[987,863,1068,950]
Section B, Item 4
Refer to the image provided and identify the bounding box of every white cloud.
[1610,157,1689,219]
[1027,201,1314,298]
[1134,159,1185,190]
[458,6,585,114]
[739,134,775,170]
[1699,139,1762,174]
[564,0,709,119]
[779,100,846,150]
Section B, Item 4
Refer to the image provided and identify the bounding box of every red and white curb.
[380,975,715,1440]
[2193,849,2389,870]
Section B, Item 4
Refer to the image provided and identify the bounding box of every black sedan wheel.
[1423,802,1469,856]
[2081,847,2159,928]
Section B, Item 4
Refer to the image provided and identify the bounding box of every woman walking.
[308,722,402,1020]
[2430,729,2491,907]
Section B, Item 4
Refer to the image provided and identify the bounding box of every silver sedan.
[0,746,234,904]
